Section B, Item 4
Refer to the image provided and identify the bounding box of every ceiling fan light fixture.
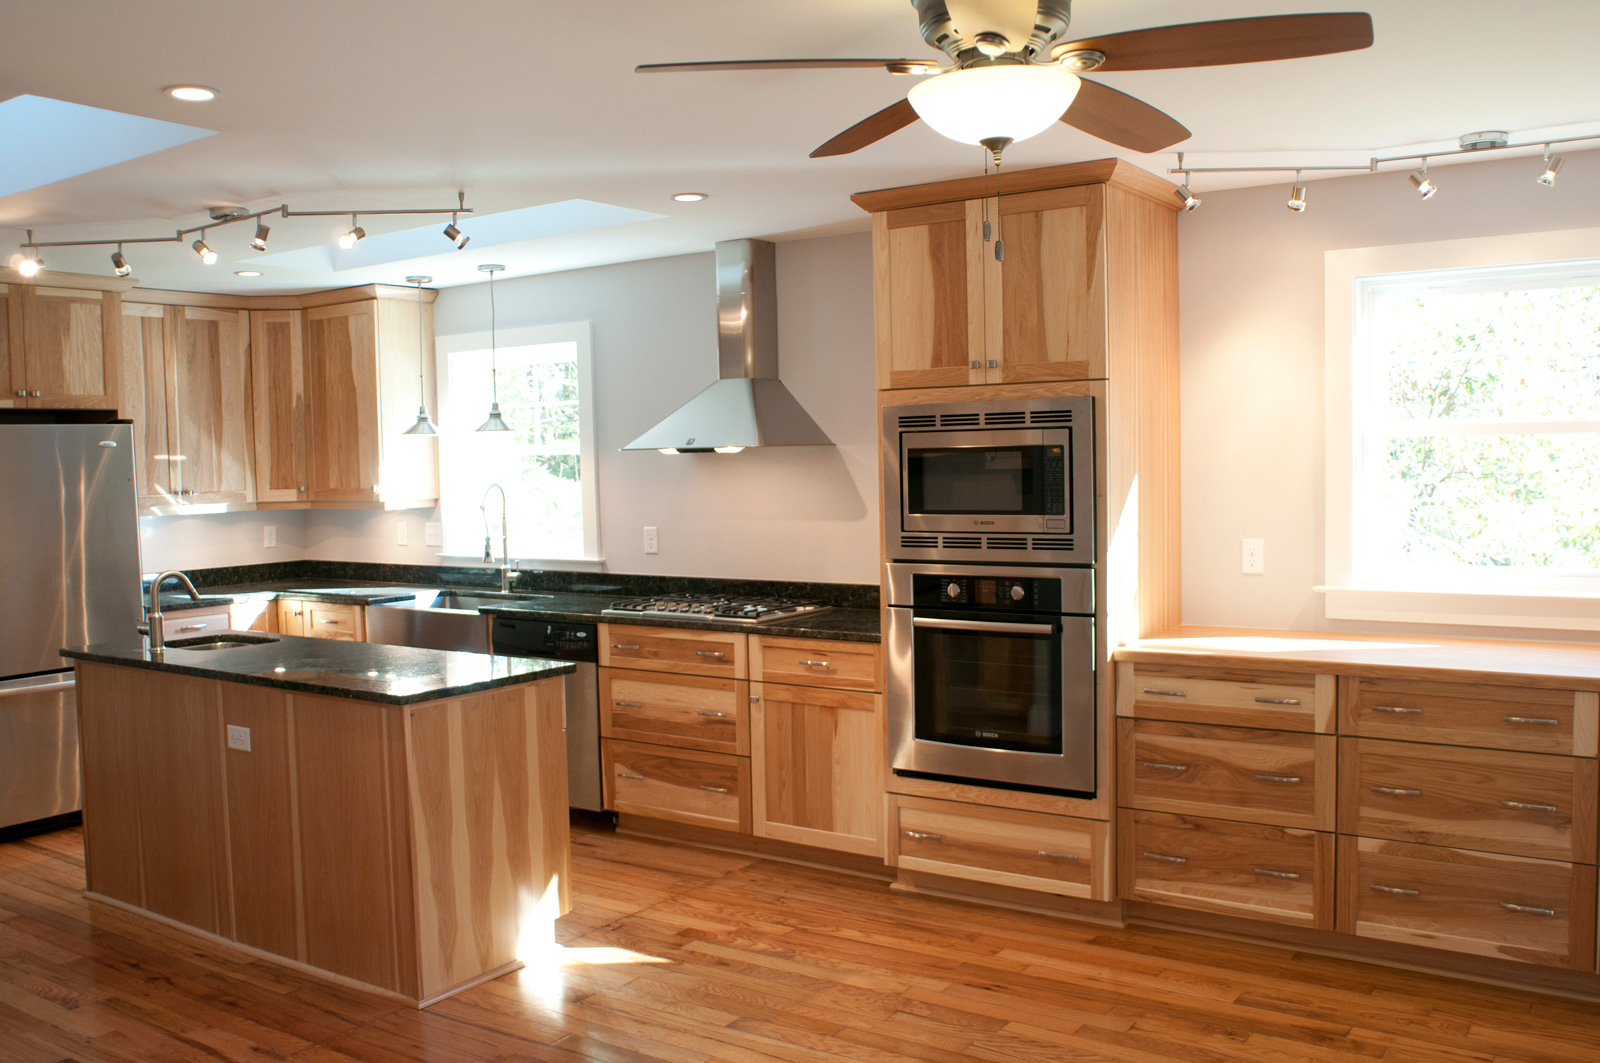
[908,65,1080,147]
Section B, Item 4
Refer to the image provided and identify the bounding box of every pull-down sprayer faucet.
[480,483,513,593]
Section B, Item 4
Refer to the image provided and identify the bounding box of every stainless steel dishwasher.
[489,617,602,812]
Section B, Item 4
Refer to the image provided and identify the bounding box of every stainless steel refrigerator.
[0,420,143,831]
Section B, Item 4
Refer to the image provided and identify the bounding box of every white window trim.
[433,321,603,565]
[1322,226,1600,631]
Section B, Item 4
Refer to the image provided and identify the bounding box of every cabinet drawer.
[1119,810,1333,929]
[602,739,750,833]
[1343,676,1596,756]
[753,636,880,692]
[304,603,362,641]
[1118,719,1335,830]
[1340,739,1597,863]
[163,610,233,638]
[600,668,747,755]
[890,795,1108,900]
[1118,662,1333,732]
[1337,836,1597,970]
[599,624,746,679]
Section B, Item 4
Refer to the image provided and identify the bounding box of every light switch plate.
[397,520,409,546]
[263,524,277,549]
[226,724,252,752]
[425,522,443,547]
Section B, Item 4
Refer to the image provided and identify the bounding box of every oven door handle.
[911,617,1058,635]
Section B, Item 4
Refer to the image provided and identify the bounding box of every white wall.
[1179,147,1600,636]
[141,231,879,584]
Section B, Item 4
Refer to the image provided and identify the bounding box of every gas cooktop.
[601,595,831,624]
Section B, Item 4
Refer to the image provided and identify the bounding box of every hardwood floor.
[2,821,1598,1063]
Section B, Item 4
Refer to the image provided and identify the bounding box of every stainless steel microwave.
[881,395,1094,564]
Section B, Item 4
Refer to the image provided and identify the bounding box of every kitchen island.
[62,636,575,1007]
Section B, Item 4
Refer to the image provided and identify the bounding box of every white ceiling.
[3,0,1598,294]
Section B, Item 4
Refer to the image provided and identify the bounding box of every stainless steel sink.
[420,590,550,611]
[366,590,553,653]
[166,632,282,651]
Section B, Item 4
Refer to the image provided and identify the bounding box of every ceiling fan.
[638,1,1374,158]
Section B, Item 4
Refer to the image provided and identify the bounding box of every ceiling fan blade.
[1060,78,1191,154]
[810,98,920,158]
[946,0,1038,51]
[636,58,937,74]
[1053,12,1374,71]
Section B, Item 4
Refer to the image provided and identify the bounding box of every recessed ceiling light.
[235,270,262,277]
[164,85,218,102]
[672,192,708,203]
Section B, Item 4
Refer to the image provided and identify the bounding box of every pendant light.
[401,275,438,436]
[475,264,511,432]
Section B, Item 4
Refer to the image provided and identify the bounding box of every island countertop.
[61,635,574,705]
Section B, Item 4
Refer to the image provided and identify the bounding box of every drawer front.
[891,795,1107,900]
[163,610,233,638]
[1120,810,1332,929]
[754,636,880,692]
[1119,662,1333,732]
[1341,738,1597,863]
[603,739,750,833]
[1343,676,1594,756]
[1118,719,1334,830]
[1338,836,1597,970]
[600,668,747,755]
[600,624,746,679]
[304,603,362,641]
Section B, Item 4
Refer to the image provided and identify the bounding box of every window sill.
[1316,585,1600,633]
[436,555,607,574]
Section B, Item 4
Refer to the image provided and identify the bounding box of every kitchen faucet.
[140,569,202,652]
[480,482,513,593]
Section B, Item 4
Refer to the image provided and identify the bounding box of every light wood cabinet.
[603,738,751,832]
[889,794,1110,900]
[1119,662,1335,733]
[989,185,1106,384]
[599,623,746,679]
[120,302,175,505]
[600,668,748,755]
[752,635,880,692]
[250,309,308,504]
[872,200,986,389]
[277,598,364,641]
[1342,676,1597,756]
[5,284,122,408]
[751,683,883,857]
[162,610,233,639]
[303,295,437,506]
[0,286,11,407]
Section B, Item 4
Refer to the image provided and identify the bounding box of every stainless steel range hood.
[624,239,833,452]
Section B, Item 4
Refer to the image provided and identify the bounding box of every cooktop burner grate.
[601,595,831,624]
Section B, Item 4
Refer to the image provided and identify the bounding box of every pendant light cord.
[488,269,498,403]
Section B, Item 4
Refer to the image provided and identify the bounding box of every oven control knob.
[1010,584,1026,602]
[945,581,961,600]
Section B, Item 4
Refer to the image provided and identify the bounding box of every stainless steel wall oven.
[886,562,1095,795]
[882,395,1093,564]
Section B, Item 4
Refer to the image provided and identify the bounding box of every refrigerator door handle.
[0,676,76,698]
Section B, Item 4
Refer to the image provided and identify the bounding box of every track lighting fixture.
[1287,172,1307,213]
[250,221,270,251]
[475,264,511,433]
[1173,182,1201,212]
[17,231,42,277]
[1538,150,1564,187]
[1408,160,1436,199]
[443,215,469,249]
[192,233,218,264]
[111,245,132,277]
[402,275,439,436]
[337,215,366,250]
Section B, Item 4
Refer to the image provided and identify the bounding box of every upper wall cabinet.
[4,283,122,408]
[991,186,1107,384]
[250,309,308,504]
[303,292,437,507]
[873,200,986,390]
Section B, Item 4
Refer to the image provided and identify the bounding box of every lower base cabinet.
[890,794,1111,900]
[752,683,884,857]
[603,738,752,833]
[1120,809,1334,929]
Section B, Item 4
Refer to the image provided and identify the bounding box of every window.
[435,322,600,563]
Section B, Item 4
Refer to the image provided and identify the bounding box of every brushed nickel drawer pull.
[1371,786,1421,797]
[903,830,941,841]
[749,694,760,703]
[1143,852,1186,863]
[614,700,643,708]
[798,659,832,668]
[1142,688,1187,697]
[696,650,726,658]
[1037,850,1079,860]
[612,643,640,650]
[1504,716,1560,726]
[1500,902,1557,916]
[616,771,645,780]
[699,785,730,794]
[176,623,209,632]
[1253,868,1301,879]
[969,360,982,370]
[1254,697,1302,705]
[317,619,343,625]
[1501,800,1559,812]
[696,710,730,718]
[1143,761,1188,772]
[1370,884,1420,896]
[1373,705,1421,715]
[1255,774,1303,784]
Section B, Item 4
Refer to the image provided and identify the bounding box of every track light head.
[1287,176,1307,213]
[193,236,217,264]
[1538,155,1565,187]
[338,215,366,250]
[1173,183,1201,212]
[18,252,42,277]
[1409,166,1436,200]
[250,221,270,251]
[111,247,132,277]
[443,218,469,249]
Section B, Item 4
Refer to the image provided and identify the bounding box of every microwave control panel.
[910,573,1063,613]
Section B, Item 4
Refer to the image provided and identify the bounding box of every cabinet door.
[304,301,381,502]
[250,310,308,503]
[752,683,883,856]
[120,302,175,504]
[990,185,1107,383]
[14,286,120,408]
[169,307,253,504]
[873,200,986,389]
[0,285,14,406]
[278,598,307,637]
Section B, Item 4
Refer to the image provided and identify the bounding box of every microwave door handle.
[912,617,1058,635]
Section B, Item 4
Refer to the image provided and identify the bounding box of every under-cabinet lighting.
[713,446,745,453]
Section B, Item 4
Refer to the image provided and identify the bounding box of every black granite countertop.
[159,592,238,611]
[62,636,573,705]
[160,581,424,610]
[478,595,881,642]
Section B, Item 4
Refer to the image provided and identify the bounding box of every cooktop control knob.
[946,581,961,600]
[1010,584,1026,602]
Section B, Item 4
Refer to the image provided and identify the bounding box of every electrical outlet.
[643,526,659,554]
[263,524,277,549]
[425,522,443,547]
[226,724,252,752]
[1241,538,1265,575]
[397,520,409,546]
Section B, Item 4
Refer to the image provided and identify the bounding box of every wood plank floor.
[2,822,1598,1063]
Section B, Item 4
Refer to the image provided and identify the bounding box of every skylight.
[0,94,215,199]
